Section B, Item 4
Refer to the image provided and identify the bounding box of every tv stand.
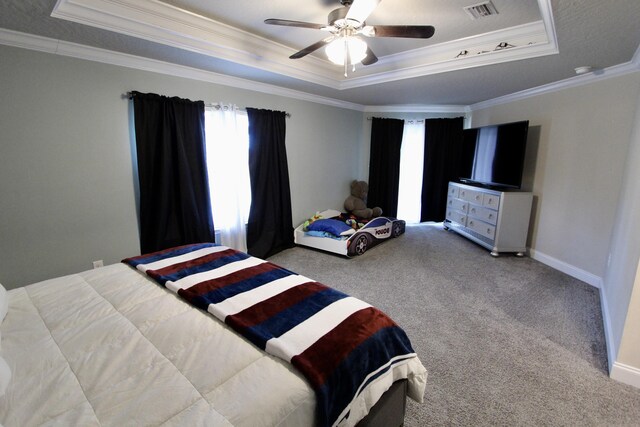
[444,182,533,256]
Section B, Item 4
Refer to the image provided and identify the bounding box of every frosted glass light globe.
[325,37,368,65]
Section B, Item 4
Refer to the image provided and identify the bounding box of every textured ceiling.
[161,0,542,57]
[1,0,639,107]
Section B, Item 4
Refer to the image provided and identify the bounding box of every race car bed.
[294,209,406,257]
[0,243,426,427]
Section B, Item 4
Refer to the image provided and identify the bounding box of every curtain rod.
[125,92,291,118]
[366,116,424,123]
[206,103,291,118]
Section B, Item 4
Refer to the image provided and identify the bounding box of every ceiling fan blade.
[370,25,435,38]
[290,37,335,59]
[361,47,378,65]
[345,0,382,25]
[264,18,326,30]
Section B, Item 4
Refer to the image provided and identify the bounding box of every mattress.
[0,245,426,427]
[0,263,315,426]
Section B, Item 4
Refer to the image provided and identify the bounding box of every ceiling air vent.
[464,1,499,20]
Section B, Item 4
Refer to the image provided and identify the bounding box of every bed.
[0,243,426,427]
[294,210,406,257]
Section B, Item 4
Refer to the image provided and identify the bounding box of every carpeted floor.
[268,223,640,426]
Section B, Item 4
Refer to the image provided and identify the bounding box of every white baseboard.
[528,249,618,374]
[528,249,603,288]
[611,362,640,389]
[597,285,617,375]
[527,249,640,388]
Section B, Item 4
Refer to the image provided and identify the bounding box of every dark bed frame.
[357,380,408,427]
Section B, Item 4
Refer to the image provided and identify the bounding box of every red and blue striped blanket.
[123,243,426,427]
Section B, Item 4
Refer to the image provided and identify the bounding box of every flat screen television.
[459,120,529,190]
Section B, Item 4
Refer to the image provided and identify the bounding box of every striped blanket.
[123,243,427,427]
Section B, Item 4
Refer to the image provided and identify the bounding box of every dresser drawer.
[447,181,533,255]
[466,218,496,240]
[482,193,501,209]
[447,197,468,212]
[468,204,498,225]
[448,184,459,198]
[446,209,467,226]
[459,187,484,204]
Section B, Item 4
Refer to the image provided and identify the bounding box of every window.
[204,106,251,252]
[396,120,425,223]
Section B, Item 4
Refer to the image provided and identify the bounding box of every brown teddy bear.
[344,180,383,219]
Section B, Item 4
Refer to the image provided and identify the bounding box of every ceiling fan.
[265,0,435,75]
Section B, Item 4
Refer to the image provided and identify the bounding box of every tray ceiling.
[1,0,639,107]
[51,0,557,89]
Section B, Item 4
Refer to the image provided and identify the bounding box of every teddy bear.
[344,180,383,219]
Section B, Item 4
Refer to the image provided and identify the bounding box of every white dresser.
[444,181,533,256]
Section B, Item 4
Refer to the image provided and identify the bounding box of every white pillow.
[0,283,7,323]
[0,356,11,396]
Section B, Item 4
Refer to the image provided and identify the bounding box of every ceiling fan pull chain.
[344,37,349,77]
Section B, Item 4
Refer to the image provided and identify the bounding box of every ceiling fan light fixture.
[325,36,368,65]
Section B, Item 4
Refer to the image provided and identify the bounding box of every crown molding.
[52,0,559,91]
[0,28,364,111]
[6,26,636,119]
[539,0,558,51]
[51,0,343,88]
[363,105,469,114]
[0,26,60,53]
[4,25,638,118]
[342,20,555,89]
[469,59,640,112]
[633,43,640,67]
[0,27,471,114]
[466,0,638,112]
[345,0,558,88]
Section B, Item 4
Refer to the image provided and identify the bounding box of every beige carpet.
[269,223,640,426]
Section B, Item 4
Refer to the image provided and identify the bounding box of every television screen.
[459,120,529,189]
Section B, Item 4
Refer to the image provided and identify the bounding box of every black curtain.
[131,91,214,254]
[246,108,294,259]
[367,118,404,218]
[420,117,465,222]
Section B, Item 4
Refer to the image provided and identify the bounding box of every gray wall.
[605,87,640,371]
[470,73,640,281]
[0,44,363,288]
[470,71,640,375]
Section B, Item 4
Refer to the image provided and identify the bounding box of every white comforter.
[0,264,315,426]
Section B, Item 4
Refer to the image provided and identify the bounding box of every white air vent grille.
[464,1,499,20]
